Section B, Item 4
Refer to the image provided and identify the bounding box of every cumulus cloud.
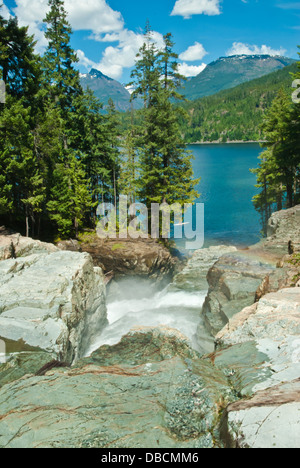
[7,0,124,52]
[78,30,165,80]
[171,0,221,19]
[227,42,287,57]
[179,42,208,61]
[178,62,207,77]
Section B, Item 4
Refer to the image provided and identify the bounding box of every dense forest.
[0,1,197,240]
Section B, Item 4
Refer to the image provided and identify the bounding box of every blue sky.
[2,0,300,83]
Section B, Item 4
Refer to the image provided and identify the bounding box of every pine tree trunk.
[25,215,29,238]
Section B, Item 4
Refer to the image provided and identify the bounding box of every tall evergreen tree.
[0,11,47,235]
[252,73,300,229]
[47,153,91,238]
[43,0,82,118]
[129,28,199,211]
[42,0,95,237]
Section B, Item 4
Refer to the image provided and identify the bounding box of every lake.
[177,143,263,249]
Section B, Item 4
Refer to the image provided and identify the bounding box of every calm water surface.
[187,143,262,248]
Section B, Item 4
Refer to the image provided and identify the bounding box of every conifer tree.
[43,0,82,117]
[47,153,91,238]
[130,28,199,211]
[0,11,46,235]
[252,78,300,227]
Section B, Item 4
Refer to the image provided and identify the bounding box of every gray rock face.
[0,327,235,449]
[172,245,237,291]
[0,250,107,362]
[202,251,276,335]
[215,288,300,347]
[264,205,300,255]
[201,206,300,339]
[213,287,300,448]
[223,380,300,448]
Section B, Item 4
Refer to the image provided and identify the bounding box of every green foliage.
[47,153,92,237]
[0,0,121,239]
[251,52,300,231]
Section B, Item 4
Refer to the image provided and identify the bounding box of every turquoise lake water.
[178,143,263,249]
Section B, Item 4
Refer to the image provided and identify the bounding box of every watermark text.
[96,196,204,250]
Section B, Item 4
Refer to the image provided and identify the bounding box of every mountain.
[181,55,296,101]
[179,62,298,143]
[80,69,135,112]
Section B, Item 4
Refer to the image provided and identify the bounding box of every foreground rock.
[58,236,179,283]
[0,352,56,388]
[211,287,300,448]
[172,245,237,291]
[0,238,107,362]
[222,379,300,448]
[0,327,235,449]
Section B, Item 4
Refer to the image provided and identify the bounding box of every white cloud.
[179,42,208,61]
[1,3,12,19]
[178,62,207,77]
[227,42,287,57]
[6,0,124,52]
[171,0,221,19]
[78,30,165,80]
[76,50,97,71]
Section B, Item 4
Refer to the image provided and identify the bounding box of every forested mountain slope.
[179,63,298,143]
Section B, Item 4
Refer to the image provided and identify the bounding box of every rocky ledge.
[201,205,300,337]
[0,310,299,448]
[0,233,107,362]
[58,236,180,284]
[212,286,300,448]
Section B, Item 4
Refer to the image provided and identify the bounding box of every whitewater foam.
[85,281,209,356]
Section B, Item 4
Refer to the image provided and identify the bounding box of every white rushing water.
[86,277,212,356]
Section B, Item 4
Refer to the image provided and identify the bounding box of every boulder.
[263,205,300,255]
[0,327,235,449]
[212,288,300,448]
[202,251,276,336]
[0,229,58,260]
[0,251,107,362]
[215,288,300,347]
[172,245,237,291]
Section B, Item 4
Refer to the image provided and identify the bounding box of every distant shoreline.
[188,140,266,145]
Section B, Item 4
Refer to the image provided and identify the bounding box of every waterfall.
[85,277,213,356]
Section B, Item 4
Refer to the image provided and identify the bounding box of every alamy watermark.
[0,339,6,364]
[96,195,204,250]
[292,79,300,104]
[0,80,6,104]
